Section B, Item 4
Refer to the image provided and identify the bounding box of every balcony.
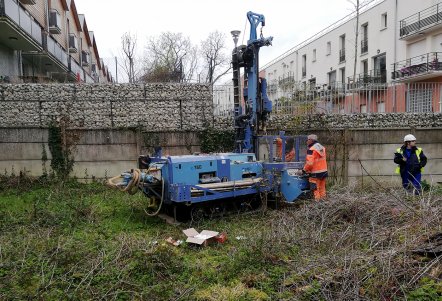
[0,0,42,51]
[392,52,442,82]
[278,74,295,90]
[400,3,442,39]
[21,35,69,80]
[339,48,345,63]
[348,69,387,91]
[361,38,368,54]
[68,56,84,81]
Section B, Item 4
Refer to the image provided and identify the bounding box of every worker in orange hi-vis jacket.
[302,134,328,200]
[276,137,295,162]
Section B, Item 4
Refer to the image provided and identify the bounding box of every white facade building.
[263,0,442,113]
[215,0,442,114]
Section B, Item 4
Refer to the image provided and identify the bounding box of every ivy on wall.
[198,126,235,153]
[47,118,78,179]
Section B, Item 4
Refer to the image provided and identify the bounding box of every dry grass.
[239,185,442,300]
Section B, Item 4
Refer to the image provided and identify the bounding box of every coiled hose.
[107,168,142,195]
[107,169,165,216]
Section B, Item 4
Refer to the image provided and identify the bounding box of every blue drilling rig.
[108,11,310,221]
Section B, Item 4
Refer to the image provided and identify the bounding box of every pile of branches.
[253,186,442,300]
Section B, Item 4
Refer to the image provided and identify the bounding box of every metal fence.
[212,81,442,116]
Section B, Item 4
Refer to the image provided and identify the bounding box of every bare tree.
[120,32,140,83]
[200,31,231,86]
[141,32,198,83]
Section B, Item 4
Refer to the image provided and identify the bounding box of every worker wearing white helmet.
[394,134,427,195]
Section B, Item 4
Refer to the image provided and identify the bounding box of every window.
[381,13,387,29]
[81,51,90,66]
[309,77,316,90]
[312,49,316,62]
[339,35,345,63]
[361,59,368,75]
[377,101,385,113]
[69,34,78,52]
[340,67,345,84]
[302,54,306,77]
[360,104,367,113]
[326,42,331,55]
[361,23,368,53]
[373,54,386,83]
[49,9,61,34]
[406,87,432,112]
[328,70,336,86]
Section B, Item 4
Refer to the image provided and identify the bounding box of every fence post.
[343,128,349,185]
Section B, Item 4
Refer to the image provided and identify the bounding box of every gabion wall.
[214,112,442,130]
[1,83,441,130]
[0,83,212,130]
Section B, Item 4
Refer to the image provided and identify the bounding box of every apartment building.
[0,0,113,83]
[263,0,442,114]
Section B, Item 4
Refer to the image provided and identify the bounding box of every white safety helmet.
[404,134,416,142]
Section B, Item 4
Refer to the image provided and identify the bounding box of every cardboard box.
[183,228,219,246]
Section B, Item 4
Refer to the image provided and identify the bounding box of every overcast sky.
[73,0,360,82]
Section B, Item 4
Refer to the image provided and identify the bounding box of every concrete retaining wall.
[2,126,441,186]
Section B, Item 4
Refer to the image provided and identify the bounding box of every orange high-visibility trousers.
[309,177,326,200]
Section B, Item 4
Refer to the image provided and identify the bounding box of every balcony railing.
[278,75,295,91]
[278,74,295,86]
[46,35,68,67]
[2,0,42,45]
[400,3,442,38]
[339,48,346,63]
[392,52,442,80]
[68,56,84,81]
[287,81,347,102]
[361,38,368,54]
[348,69,387,89]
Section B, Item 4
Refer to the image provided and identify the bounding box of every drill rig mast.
[232,12,273,154]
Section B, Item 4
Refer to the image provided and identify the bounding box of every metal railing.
[68,56,84,81]
[348,69,387,89]
[278,74,295,86]
[361,38,368,54]
[212,81,442,115]
[2,0,42,45]
[46,36,68,67]
[400,2,442,38]
[392,52,442,80]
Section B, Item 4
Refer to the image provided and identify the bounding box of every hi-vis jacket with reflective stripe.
[303,142,328,178]
[394,146,427,174]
